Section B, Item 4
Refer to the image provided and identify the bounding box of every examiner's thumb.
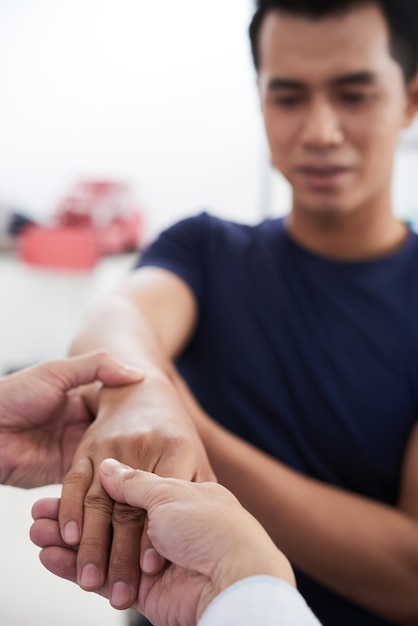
[99,458,156,510]
[58,350,145,389]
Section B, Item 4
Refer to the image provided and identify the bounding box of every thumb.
[99,458,160,511]
[46,350,145,390]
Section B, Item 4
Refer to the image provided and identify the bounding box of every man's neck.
[285,203,409,262]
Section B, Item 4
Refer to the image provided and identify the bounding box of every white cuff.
[198,576,322,626]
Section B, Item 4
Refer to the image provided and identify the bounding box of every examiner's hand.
[31,459,295,626]
[0,351,144,488]
[56,375,216,610]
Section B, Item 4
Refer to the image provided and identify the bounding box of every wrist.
[96,369,197,433]
[197,550,295,623]
[206,515,296,613]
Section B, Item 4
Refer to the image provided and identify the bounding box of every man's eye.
[273,96,303,107]
[340,92,371,104]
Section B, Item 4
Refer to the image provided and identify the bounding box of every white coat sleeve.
[198,576,322,626]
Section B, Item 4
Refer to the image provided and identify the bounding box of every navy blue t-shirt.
[137,212,418,626]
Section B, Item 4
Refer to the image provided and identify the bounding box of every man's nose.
[300,98,343,150]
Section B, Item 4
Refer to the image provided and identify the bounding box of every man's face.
[257,4,415,218]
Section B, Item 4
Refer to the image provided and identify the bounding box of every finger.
[99,458,166,511]
[31,497,60,521]
[141,546,166,576]
[107,502,145,609]
[59,456,93,546]
[44,350,145,391]
[30,518,70,549]
[140,520,166,576]
[39,546,112,605]
[39,546,78,583]
[73,480,114,592]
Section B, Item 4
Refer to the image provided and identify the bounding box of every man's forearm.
[70,295,174,377]
[70,268,197,371]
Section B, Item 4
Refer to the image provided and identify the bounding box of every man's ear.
[404,72,418,126]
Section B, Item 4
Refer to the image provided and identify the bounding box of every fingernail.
[111,581,132,608]
[142,548,165,574]
[63,521,79,544]
[122,365,145,378]
[80,563,100,589]
[100,458,123,477]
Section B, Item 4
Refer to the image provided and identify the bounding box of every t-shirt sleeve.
[135,212,211,308]
[198,576,322,626]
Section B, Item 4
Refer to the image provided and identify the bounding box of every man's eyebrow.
[266,71,378,91]
[267,78,305,91]
[331,71,378,86]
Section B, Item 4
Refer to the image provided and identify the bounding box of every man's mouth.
[297,165,352,189]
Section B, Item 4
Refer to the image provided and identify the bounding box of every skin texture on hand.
[31,459,295,626]
[56,375,216,610]
[0,351,144,488]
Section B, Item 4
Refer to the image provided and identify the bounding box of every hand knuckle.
[84,492,114,516]
[64,470,91,492]
[110,550,137,576]
[112,502,145,527]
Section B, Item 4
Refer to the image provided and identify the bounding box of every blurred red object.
[18,226,99,269]
[18,180,144,269]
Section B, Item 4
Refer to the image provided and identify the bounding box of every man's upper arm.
[117,265,199,359]
[397,422,418,518]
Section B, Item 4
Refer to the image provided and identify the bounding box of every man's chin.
[292,199,352,222]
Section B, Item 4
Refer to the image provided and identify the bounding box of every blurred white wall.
[0,0,272,243]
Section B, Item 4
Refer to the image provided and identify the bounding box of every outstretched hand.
[0,352,144,487]
[31,459,295,626]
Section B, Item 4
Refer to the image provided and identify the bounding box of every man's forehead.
[257,4,394,80]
